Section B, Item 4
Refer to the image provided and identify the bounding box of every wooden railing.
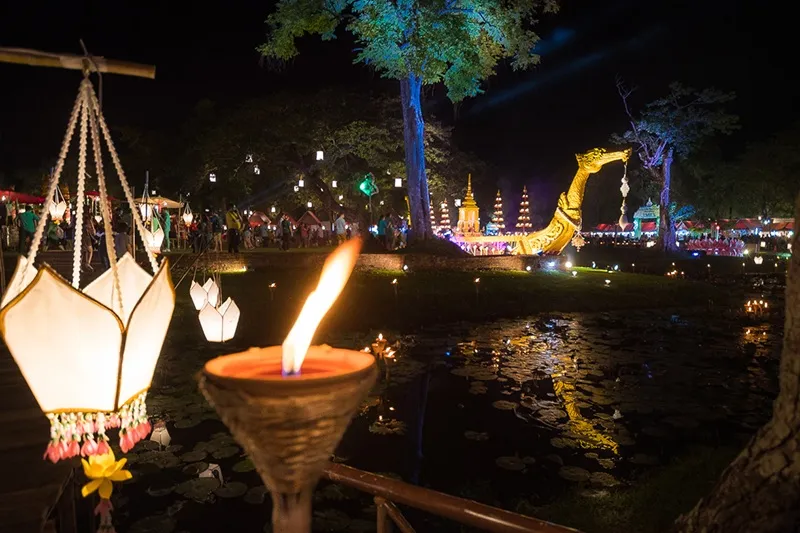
[323,463,581,533]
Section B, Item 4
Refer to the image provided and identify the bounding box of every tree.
[674,195,800,533]
[260,0,558,240]
[614,80,738,252]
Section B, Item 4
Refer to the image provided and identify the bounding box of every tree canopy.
[260,0,558,102]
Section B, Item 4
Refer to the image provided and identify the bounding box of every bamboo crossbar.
[0,47,155,79]
[323,463,581,533]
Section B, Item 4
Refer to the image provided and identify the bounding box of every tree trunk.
[659,148,677,252]
[399,74,432,240]
[674,194,800,532]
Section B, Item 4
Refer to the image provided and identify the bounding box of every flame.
[281,238,362,374]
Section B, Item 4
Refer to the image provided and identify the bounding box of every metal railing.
[323,463,581,533]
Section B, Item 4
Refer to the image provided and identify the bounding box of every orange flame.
[281,238,362,374]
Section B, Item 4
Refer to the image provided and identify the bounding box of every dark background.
[0,0,794,224]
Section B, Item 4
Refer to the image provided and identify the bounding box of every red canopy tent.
[85,191,117,202]
[0,190,45,204]
[248,211,271,228]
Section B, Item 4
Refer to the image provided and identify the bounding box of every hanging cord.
[86,84,159,274]
[173,244,209,291]
[22,82,85,289]
[71,88,90,288]
[79,39,102,111]
[618,160,630,228]
[86,84,124,318]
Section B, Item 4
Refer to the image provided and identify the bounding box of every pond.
[114,273,782,533]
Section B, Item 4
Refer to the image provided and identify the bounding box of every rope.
[618,160,630,229]
[87,86,159,274]
[86,85,124,318]
[71,92,90,288]
[22,82,84,286]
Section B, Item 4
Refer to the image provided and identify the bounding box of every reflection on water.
[115,305,781,532]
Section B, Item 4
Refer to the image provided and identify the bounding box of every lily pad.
[146,483,175,497]
[468,384,488,395]
[464,431,489,441]
[166,445,184,454]
[175,477,220,502]
[545,454,564,466]
[471,371,498,381]
[182,462,208,476]
[492,400,517,411]
[558,466,590,483]
[590,472,620,487]
[129,514,177,533]
[215,481,248,498]
[233,458,256,473]
[174,417,202,429]
[495,456,526,471]
[550,437,579,449]
[211,446,240,459]
[181,450,208,463]
[313,509,351,531]
[138,440,162,451]
[522,456,536,465]
[244,486,268,505]
[138,451,181,469]
[598,458,615,469]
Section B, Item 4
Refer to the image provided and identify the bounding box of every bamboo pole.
[0,47,155,79]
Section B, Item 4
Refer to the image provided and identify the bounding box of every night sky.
[0,0,794,223]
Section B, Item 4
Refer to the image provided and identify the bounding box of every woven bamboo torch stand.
[199,346,377,533]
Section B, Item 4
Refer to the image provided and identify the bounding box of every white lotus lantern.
[182,204,194,226]
[189,278,220,310]
[48,186,68,221]
[0,254,175,461]
[0,77,176,464]
[150,421,171,448]
[198,297,240,343]
[754,256,764,265]
[142,226,164,254]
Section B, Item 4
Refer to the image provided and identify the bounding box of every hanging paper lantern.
[0,253,175,462]
[48,200,67,221]
[142,226,164,254]
[139,203,153,222]
[182,204,194,226]
[198,297,240,343]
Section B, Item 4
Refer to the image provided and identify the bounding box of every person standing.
[163,208,172,252]
[377,214,388,249]
[280,215,292,251]
[17,204,39,254]
[335,212,347,244]
[211,211,223,251]
[225,203,242,254]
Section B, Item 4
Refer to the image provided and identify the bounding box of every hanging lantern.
[182,204,194,226]
[48,186,68,221]
[139,203,153,222]
[149,421,171,448]
[0,77,176,464]
[1,254,174,461]
[142,226,164,254]
[198,297,240,343]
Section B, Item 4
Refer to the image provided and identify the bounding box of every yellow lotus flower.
[81,450,132,499]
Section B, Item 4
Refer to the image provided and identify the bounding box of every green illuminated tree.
[614,79,738,252]
[259,0,558,239]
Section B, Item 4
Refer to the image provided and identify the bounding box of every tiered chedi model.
[439,200,451,229]
[492,190,505,233]
[515,186,532,232]
[457,174,480,234]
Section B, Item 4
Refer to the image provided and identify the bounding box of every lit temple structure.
[456,174,480,235]
[452,148,631,255]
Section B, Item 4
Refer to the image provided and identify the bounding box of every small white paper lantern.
[198,297,240,343]
[204,279,220,307]
[150,421,171,447]
[394,178,402,188]
[754,256,764,265]
[332,180,338,188]
[189,280,208,310]
[316,151,324,161]
[0,253,175,461]
[298,179,305,188]
[182,204,194,226]
[142,226,164,254]
[49,200,67,221]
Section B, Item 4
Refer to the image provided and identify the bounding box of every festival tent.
[136,196,182,209]
[297,210,323,228]
[0,190,46,204]
[248,211,271,228]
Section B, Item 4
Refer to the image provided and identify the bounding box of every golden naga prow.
[515,147,632,255]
